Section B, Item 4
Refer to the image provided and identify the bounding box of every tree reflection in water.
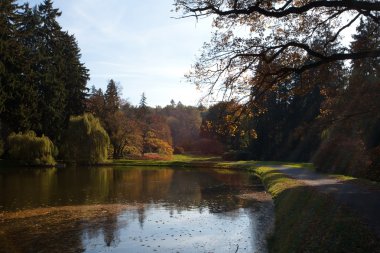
[0,166,274,253]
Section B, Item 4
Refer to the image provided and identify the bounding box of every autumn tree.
[86,86,106,119]
[161,104,202,151]
[107,106,143,158]
[200,100,252,150]
[175,0,380,109]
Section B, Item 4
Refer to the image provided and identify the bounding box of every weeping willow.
[61,113,110,165]
[8,131,56,165]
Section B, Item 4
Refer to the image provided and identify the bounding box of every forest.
[1,0,379,181]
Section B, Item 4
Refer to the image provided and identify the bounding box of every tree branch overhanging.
[175,0,380,105]
[180,0,380,18]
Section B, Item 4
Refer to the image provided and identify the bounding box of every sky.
[21,0,213,107]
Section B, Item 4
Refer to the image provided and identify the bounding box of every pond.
[0,166,274,253]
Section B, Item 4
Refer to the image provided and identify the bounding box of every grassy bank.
[110,155,312,169]
[255,166,380,253]
[112,155,380,252]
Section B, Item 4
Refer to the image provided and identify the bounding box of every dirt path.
[270,165,380,238]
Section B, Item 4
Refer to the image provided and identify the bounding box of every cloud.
[20,0,213,106]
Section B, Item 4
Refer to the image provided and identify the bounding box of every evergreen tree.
[104,79,120,114]
[138,92,148,119]
[139,92,147,108]
[313,18,380,180]
[0,1,89,143]
[0,0,29,135]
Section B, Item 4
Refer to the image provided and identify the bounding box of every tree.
[200,100,252,150]
[170,99,176,107]
[106,109,143,158]
[0,0,20,114]
[86,86,106,118]
[175,0,380,108]
[0,1,89,143]
[160,104,202,151]
[0,0,35,135]
[8,130,56,165]
[313,18,380,180]
[138,92,148,119]
[60,113,110,165]
[104,79,120,114]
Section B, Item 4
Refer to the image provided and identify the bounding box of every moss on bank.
[255,166,380,253]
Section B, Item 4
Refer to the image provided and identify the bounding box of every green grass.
[255,166,380,253]
[111,154,222,167]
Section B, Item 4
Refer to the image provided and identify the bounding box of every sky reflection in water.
[0,166,273,253]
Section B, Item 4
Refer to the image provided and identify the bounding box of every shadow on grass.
[256,167,380,253]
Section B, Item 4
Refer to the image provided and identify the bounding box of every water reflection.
[0,166,273,253]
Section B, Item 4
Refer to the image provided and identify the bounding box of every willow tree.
[61,113,110,165]
[8,131,56,165]
[174,0,380,109]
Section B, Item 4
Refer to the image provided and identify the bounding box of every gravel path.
[271,165,380,238]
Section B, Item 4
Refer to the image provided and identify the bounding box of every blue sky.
[20,0,213,107]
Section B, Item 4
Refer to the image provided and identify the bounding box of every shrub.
[61,113,110,165]
[222,150,252,161]
[173,146,185,154]
[145,138,173,157]
[195,138,225,155]
[313,135,370,178]
[7,131,56,165]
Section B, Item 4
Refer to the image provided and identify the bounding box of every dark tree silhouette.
[175,0,380,107]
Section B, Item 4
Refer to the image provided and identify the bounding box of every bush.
[61,113,110,165]
[7,131,56,165]
[195,138,225,155]
[222,150,252,161]
[173,146,185,154]
[145,138,173,157]
[313,135,371,178]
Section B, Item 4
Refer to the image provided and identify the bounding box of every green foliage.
[7,131,56,165]
[0,1,89,142]
[104,79,120,114]
[61,113,110,165]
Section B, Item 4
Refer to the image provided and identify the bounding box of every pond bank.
[111,156,380,252]
[254,166,380,253]
[0,164,274,252]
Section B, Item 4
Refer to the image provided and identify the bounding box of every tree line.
[86,80,204,159]
[0,0,89,143]
[1,0,379,182]
[0,0,205,165]
[199,18,380,181]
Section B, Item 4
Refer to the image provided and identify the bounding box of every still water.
[0,166,273,253]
